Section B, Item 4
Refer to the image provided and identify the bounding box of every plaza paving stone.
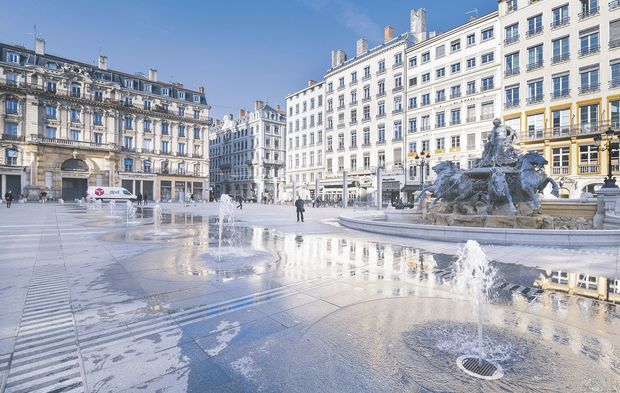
[0,202,617,392]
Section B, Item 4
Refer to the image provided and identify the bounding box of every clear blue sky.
[0,0,497,118]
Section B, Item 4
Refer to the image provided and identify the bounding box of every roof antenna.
[466,8,479,21]
[28,24,41,42]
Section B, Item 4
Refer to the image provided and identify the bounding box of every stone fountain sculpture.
[417,119,576,229]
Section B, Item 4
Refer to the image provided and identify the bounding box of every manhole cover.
[456,355,504,380]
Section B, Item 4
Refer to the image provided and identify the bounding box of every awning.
[401,184,420,192]
[382,181,400,191]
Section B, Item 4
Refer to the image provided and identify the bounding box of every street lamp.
[413,151,431,186]
[593,127,618,189]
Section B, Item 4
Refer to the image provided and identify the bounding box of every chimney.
[384,25,394,42]
[148,68,158,82]
[356,38,368,56]
[307,80,316,88]
[98,55,108,70]
[331,50,338,68]
[35,38,45,55]
[255,100,264,110]
[239,108,246,118]
[276,104,281,112]
[198,86,205,94]
[410,9,427,43]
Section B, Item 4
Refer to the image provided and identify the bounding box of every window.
[124,117,133,130]
[408,77,417,87]
[409,57,417,67]
[551,108,570,136]
[481,28,494,41]
[527,113,544,138]
[351,72,357,83]
[421,52,430,63]
[394,97,402,112]
[161,140,169,153]
[70,109,80,123]
[450,109,461,125]
[5,98,18,114]
[611,20,620,49]
[436,68,445,78]
[162,122,169,135]
[378,124,385,143]
[467,133,476,150]
[94,132,103,144]
[467,34,476,46]
[363,66,371,79]
[409,118,417,133]
[178,125,185,137]
[552,73,570,98]
[378,101,385,116]
[611,61,620,87]
[552,36,570,63]
[363,106,370,120]
[552,147,570,172]
[505,85,520,106]
[435,45,445,58]
[436,112,445,128]
[363,127,370,145]
[394,122,402,140]
[143,138,152,151]
[505,23,519,44]
[5,149,17,165]
[394,53,403,65]
[466,57,476,68]
[338,77,345,89]
[505,52,520,76]
[552,4,570,28]
[123,96,132,106]
[143,100,151,110]
[611,100,620,128]
[144,120,151,132]
[436,89,446,102]
[528,44,543,69]
[467,105,476,122]
[45,80,56,92]
[467,81,476,94]
[481,52,494,64]
[450,62,461,74]
[580,29,600,56]
[527,14,543,36]
[580,67,599,93]
[351,130,357,147]
[421,115,430,131]
[378,151,385,168]
[450,39,461,52]
[178,107,185,116]
[421,140,430,153]
[422,73,430,83]
[436,137,446,150]
[378,81,385,95]
[4,122,18,136]
[422,93,430,106]
[394,75,402,88]
[378,59,385,72]
[579,145,598,170]
[124,136,133,149]
[408,97,417,109]
[527,79,544,103]
[451,135,461,148]
[338,95,345,108]
[481,101,495,120]
[481,76,494,91]
[580,0,600,19]
[7,52,19,64]
[46,126,56,139]
[451,85,461,98]
[70,129,80,141]
[580,103,599,132]
[178,143,186,155]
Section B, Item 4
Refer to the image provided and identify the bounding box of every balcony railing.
[505,67,520,77]
[579,45,600,57]
[480,113,495,121]
[551,89,570,99]
[579,164,599,174]
[579,84,601,94]
[504,35,520,45]
[505,100,520,109]
[29,135,117,150]
[526,95,544,104]
[610,39,620,49]
[420,125,431,131]
[551,17,570,29]
[1,134,25,142]
[527,61,544,71]
[552,166,570,175]
[450,91,462,99]
[610,79,620,88]
[466,116,477,123]
[551,53,570,64]
[518,121,617,141]
[579,6,600,20]
[436,96,446,103]
[526,26,543,38]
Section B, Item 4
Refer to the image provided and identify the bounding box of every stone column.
[342,170,348,208]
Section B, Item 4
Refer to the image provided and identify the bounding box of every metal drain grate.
[456,355,504,380]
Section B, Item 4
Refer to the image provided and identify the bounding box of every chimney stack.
[410,9,427,42]
[356,38,368,56]
[384,26,394,42]
[255,100,264,110]
[35,38,45,55]
[148,68,158,82]
[239,108,246,118]
[331,49,347,67]
[307,80,316,87]
[276,104,281,111]
[198,86,205,94]
[98,55,108,70]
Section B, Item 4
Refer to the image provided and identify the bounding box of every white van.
[86,186,137,202]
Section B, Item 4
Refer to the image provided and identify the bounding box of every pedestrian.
[295,196,304,222]
[143,193,148,205]
[5,190,13,208]
[39,191,47,204]
[237,195,243,210]
[137,193,143,206]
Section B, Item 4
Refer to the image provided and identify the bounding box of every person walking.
[237,195,243,210]
[295,196,305,222]
[137,193,143,206]
[5,190,13,208]
[143,193,148,205]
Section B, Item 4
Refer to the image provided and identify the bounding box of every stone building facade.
[209,101,286,202]
[0,39,211,201]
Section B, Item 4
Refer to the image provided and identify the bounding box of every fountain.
[153,204,163,230]
[125,200,139,226]
[452,240,503,379]
[217,194,236,263]
[109,200,116,211]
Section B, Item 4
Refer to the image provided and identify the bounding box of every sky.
[0,0,497,118]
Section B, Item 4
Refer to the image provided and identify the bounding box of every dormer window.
[179,91,186,99]
[144,84,152,93]
[193,94,200,103]
[7,52,19,64]
[161,87,170,96]
[124,79,133,89]
[46,62,59,70]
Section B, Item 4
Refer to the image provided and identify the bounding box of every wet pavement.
[0,202,618,392]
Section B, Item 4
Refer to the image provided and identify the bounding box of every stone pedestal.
[594,187,620,229]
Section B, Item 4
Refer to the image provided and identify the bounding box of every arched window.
[61,158,88,171]
[5,149,18,165]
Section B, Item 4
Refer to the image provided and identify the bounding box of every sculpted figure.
[479,118,518,167]
[488,167,516,213]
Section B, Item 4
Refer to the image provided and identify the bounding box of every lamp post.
[413,151,431,187]
[593,128,618,189]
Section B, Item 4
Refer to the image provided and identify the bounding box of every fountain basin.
[339,212,620,246]
[201,248,274,272]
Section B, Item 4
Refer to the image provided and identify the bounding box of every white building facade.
[405,12,502,198]
[209,101,286,202]
[285,80,325,201]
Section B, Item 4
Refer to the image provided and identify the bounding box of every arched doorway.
[61,158,89,201]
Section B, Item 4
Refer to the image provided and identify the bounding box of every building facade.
[0,39,211,201]
[209,101,286,202]
[499,0,620,197]
[285,80,325,200]
[405,12,502,194]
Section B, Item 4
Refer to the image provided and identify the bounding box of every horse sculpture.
[516,153,559,209]
[417,161,476,211]
[488,167,516,213]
